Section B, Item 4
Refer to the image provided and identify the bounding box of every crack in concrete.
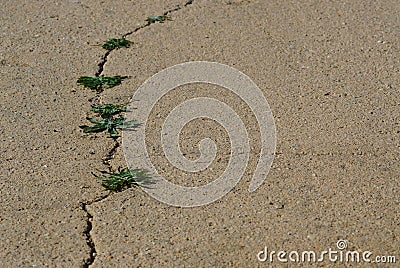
[80,193,109,267]
[81,1,197,266]
[81,202,96,267]
[95,50,111,77]
[102,140,120,167]
[95,0,195,78]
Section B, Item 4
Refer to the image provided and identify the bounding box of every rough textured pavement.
[1,0,399,267]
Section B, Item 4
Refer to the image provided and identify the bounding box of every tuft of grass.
[93,167,151,191]
[80,103,137,138]
[146,15,172,23]
[102,38,132,50]
[77,75,129,90]
[80,116,139,138]
[90,104,127,118]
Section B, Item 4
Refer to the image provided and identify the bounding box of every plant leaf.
[102,38,132,50]
[94,168,152,191]
[77,76,103,90]
[99,75,129,88]
[146,15,172,23]
[81,112,138,138]
[77,75,128,90]
[119,119,139,129]
[80,124,107,133]
[91,104,126,118]
[86,117,103,124]
[107,126,120,138]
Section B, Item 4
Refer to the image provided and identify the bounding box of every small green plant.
[80,103,137,138]
[80,116,138,138]
[77,75,129,90]
[90,104,127,118]
[102,38,132,50]
[93,167,151,191]
[146,15,172,23]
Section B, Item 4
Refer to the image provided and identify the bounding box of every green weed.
[102,38,132,50]
[93,167,151,191]
[80,116,138,138]
[90,104,127,118]
[146,15,172,23]
[77,75,128,90]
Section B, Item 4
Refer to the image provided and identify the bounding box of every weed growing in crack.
[80,116,138,138]
[77,75,129,91]
[146,15,172,23]
[80,103,138,138]
[93,167,151,191]
[90,104,127,118]
[102,38,132,51]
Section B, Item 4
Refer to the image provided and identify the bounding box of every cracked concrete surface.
[1,0,399,267]
[0,0,192,266]
[81,2,196,266]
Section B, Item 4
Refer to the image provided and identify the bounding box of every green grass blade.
[94,168,152,192]
[80,124,107,133]
[91,104,126,118]
[77,76,103,90]
[99,75,129,88]
[77,75,128,90]
[102,38,132,50]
